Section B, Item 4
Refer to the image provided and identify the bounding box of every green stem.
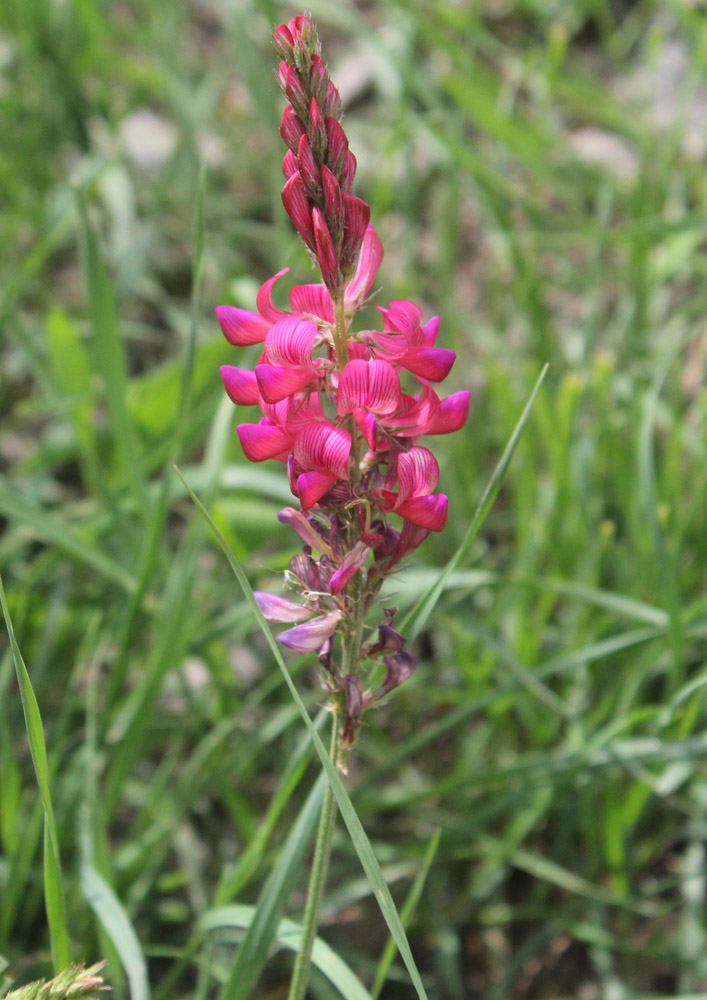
[332,292,348,369]
[288,710,340,1000]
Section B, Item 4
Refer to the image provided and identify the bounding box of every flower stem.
[288,710,340,1000]
[332,292,348,369]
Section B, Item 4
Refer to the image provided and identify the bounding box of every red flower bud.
[280,105,306,152]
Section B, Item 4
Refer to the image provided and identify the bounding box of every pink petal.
[395,494,448,531]
[296,469,338,507]
[367,359,401,414]
[220,366,260,406]
[254,591,313,623]
[265,318,318,369]
[395,447,440,505]
[289,283,334,322]
[277,507,333,554]
[329,541,371,595]
[255,364,313,403]
[277,610,343,654]
[422,316,440,346]
[237,421,293,462]
[345,225,384,308]
[380,300,423,337]
[337,359,400,417]
[281,174,315,246]
[215,305,270,346]
[294,423,351,479]
[256,268,291,322]
[425,390,470,434]
[399,347,456,382]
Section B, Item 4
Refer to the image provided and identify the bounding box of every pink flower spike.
[220,365,260,406]
[237,421,293,462]
[278,507,333,555]
[296,469,338,508]
[330,541,371,594]
[215,305,270,346]
[277,609,343,654]
[255,591,313,623]
[345,225,384,309]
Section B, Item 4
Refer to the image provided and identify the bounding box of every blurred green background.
[3,0,707,997]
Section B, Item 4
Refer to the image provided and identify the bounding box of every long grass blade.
[0,573,71,971]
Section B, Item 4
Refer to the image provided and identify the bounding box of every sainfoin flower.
[216,15,469,753]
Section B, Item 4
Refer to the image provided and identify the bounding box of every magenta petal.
[366,360,400,414]
[277,507,333,554]
[422,315,440,346]
[345,225,384,307]
[256,363,312,403]
[330,542,371,595]
[337,359,368,416]
[399,347,456,382]
[395,447,440,505]
[277,610,343,654]
[254,591,313,623]
[380,300,423,337]
[215,305,270,346]
[256,269,291,321]
[426,390,470,434]
[237,422,292,462]
[290,283,334,322]
[396,494,449,531]
[295,423,351,479]
[296,470,337,508]
[265,318,318,369]
[220,366,260,406]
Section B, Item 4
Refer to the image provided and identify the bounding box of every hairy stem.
[288,710,340,1000]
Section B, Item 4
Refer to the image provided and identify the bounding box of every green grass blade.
[75,192,147,515]
[175,468,429,1000]
[403,363,548,639]
[202,906,375,1000]
[371,828,442,998]
[79,865,150,1000]
[0,573,70,971]
[215,772,327,1000]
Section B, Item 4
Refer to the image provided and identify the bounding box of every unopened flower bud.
[342,673,363,746]
[382,649,416,694]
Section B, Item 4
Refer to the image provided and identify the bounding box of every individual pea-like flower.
[216,14,470,754]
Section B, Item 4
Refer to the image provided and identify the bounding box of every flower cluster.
[216,16,469,751]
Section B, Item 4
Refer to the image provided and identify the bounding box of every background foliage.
[3,0,707,997]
